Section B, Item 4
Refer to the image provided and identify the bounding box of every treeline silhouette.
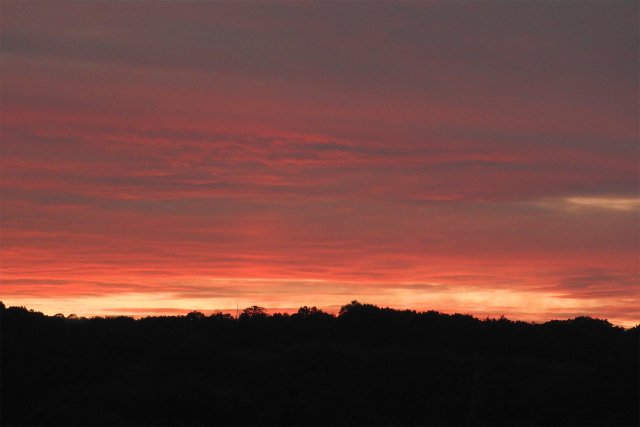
[2,300,638,426]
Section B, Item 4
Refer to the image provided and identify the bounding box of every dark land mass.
[1,301,638,426]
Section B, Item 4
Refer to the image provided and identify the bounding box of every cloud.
[565,197,640,212]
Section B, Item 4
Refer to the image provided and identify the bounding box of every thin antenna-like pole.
[236,305,239,319]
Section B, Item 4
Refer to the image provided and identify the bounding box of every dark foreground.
[2,301,638,426]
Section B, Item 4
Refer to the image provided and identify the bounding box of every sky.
[1,1,638,327]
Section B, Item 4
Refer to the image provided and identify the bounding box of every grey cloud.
[3,1,636,96]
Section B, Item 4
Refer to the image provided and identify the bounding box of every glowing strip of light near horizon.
[3,285,636,328]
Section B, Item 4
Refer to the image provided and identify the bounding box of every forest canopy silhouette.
[2,301,638,426]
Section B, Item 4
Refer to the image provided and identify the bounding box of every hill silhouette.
[1,300,638,426]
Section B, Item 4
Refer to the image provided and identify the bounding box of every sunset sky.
[1,1,638,326]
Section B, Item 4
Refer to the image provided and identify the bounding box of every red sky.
[1,1,638,326]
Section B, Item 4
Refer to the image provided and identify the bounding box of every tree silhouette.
[1,301,637,426]
[239,305,267,321]
[186,311,205,323]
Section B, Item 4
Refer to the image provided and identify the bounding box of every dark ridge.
[2,300,638,426]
